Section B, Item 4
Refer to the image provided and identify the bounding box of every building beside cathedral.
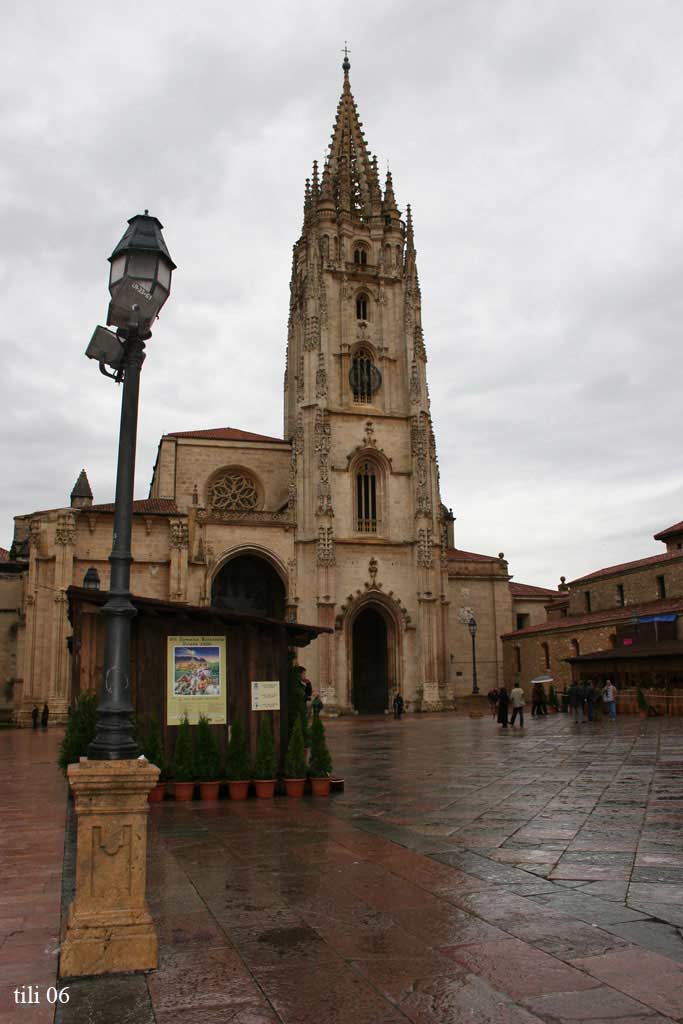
[2,59,554,724]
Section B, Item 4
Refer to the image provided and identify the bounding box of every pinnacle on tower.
[70,469,93,509]
[406,203,415,251]
[383,168,399,214]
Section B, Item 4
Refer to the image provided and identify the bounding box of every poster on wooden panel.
[166,636,227,725]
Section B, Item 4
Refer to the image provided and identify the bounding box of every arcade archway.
[211,553,285,619]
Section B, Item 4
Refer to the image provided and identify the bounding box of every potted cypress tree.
[172,713,195,801]
[58,691,98,777]
[308,715,332,795]
[253,715,277,798]
[224,717,251,800]
[144,715,168,803]
[284,717,307,797]
[196,714,221,801]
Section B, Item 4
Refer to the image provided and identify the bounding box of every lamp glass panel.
[157,260,172,289]
[127,252,158,279]
[109,254,127,286]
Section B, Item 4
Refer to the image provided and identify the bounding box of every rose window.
[209,473,258,511]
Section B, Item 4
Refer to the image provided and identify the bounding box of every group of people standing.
[31,703,49,729]
[567,678,617,723]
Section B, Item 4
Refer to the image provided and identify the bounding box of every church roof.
[654,518,683,541]
[89,498,179,515]
[70,469,93,500]
[502,594,683,639]
[509,582,559,598]
[569,549,682,586]
[447,547,502,563]
[165,427,288,444]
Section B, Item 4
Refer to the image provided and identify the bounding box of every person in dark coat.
[497,687,509,728]
[40,703,49,729]
[392,692,404,719]
[31,705,39,729]
[568,681,582,724]
[487,688,499,717]
[585,680,595,722]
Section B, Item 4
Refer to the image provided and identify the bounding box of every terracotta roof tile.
[166,427,289,444]
[89,498,179,515]
[502,594,683,639]
[654,519,683,541]
[0,547,9,562]
[447,547,501,563]
[569,550,682,586]
[509,582,559,598]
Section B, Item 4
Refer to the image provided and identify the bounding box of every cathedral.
[3,58,554,724]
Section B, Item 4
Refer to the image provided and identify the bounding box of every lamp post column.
[88,326,147,760]
[470,623,479,695]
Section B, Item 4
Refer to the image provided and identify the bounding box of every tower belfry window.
[350,348,380,403]
[356,461,378,533]
[356,294,368,320]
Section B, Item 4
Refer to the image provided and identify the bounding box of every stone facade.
[502,523,683,696]
[2,61,553,722]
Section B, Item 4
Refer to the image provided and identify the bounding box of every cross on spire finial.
[342,41,351,74]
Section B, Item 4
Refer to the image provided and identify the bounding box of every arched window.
[351,348,377,404]
[571,638,580,657]
[541,642,550,669]
[354,247,368,266]
[515,646,522,673]
[356,293,368,320]
[356,460,378,533]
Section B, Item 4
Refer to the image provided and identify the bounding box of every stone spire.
[70,469,93,509]
[321,53,375,218]
[383,167,399,214]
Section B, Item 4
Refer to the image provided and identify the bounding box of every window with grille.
[356,293,368,320]
[356,461,378,532]
[351,349,375,403]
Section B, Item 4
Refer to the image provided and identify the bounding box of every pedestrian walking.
[312,693,324,718]
[603,678,617,721]
[40,703,49,729]
[487,688,499,718]
[31,705,39,730]
[497,687,509,728]
[509,684,525,727]
[568,680,583,724]
[392,692,404,719]
[585,680,596,722]
[531,683,547,717]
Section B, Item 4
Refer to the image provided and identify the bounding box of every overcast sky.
[2,0,681,587]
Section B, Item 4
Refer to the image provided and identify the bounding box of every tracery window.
[356,460,378,533]
[356,293,368,320]
[350,348,378,403]
[209,471,258,511]
[354,247,367,266]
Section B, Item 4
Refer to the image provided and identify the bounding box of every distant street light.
[468,615,479,695]
[86,212,175,760]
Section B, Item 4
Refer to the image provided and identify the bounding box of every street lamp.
[468,615,479,695]
[86,212,175,760]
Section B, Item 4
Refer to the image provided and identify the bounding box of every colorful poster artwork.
[166,636,227,725]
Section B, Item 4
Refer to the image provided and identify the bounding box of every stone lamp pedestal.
[59,757,159,979]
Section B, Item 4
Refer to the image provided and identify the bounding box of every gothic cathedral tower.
[284,56,451,712]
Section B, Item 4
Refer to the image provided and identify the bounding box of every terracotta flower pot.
[284,778,306,798]
[227,780,250,801]
[310,777,331,796]
[199,781,220,801]
[173,781,195,802]
[254,779,276,799]
[148,783,166,804]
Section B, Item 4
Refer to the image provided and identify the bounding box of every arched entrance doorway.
[352,606,389,714]
[211,554,285,619]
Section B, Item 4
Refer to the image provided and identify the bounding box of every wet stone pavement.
[28,714,683,1021]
